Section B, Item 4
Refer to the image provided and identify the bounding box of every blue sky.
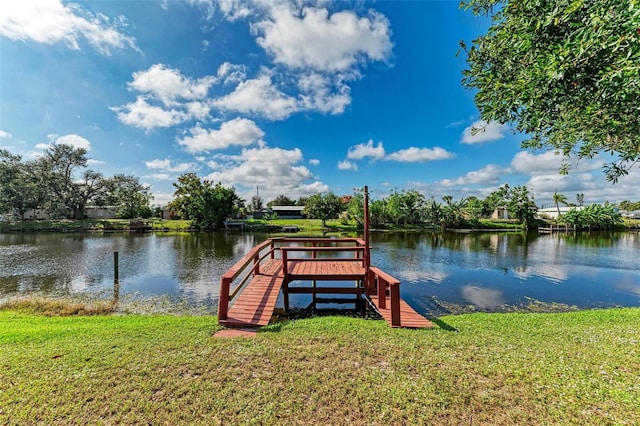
[1,0,637,208]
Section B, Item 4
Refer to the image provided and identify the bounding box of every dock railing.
[218,237,408,326]
[369,267,402,327]
[218,239,277,321]
[277,238,366,278]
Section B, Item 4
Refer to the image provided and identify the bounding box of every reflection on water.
[0,230,638,314]
[370,231,640,313]
[0,232,267,308]
[461,285,505,309]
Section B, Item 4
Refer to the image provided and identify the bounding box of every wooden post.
[390,284,401,327]
[282,249,288,277]
[113,251,119,282]
[113,278,120,308]
[363,186,372,295]
[312,242,317,307]
[364,186,370,269]
[218,277,231,321]
[253,252,260,275]
[377,276,386,309]
[283,247,290,312]
[270,240,275,259]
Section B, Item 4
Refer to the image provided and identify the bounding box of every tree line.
[1,146,631,231]
[0,145,152,220]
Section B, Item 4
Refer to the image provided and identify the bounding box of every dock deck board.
[219,259,284,327]
[370,297,434,329]
[288,260,365,281]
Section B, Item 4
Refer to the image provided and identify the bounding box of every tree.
[552,192,568,217]
[303,193,343,227]
[465,196,486,219]
[442,197,469,228]
[267,195,295,208]
[386,189,426,224]
[484,184,510,216]
[250,195,263,211]
[576,193,585,207]
[461,0,640,182]
[507,185,537,230]
[0,150,40,217]
[425,200,444,226]
[34,144,107,219]
[561,204,622,230]
[105,175,153,219]
[345,192,365,226]
[169,173,239,230]
[369,199,388,227]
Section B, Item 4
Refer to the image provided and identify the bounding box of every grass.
[1,306,639,425]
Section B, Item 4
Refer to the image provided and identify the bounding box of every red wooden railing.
[369,266,402,327]
[218,239,276,321]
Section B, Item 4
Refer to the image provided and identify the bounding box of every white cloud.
[252,4,392,71]
[218,0,253,21]
[145,158,195,173]
[338,160,358,171]
[298,73,351,115]
[439,164,504,187]
[87,159,104,166]
[445,119,467,129]
[385,147,454,162]
[217,62,247,85]
[53,134,91,151]
[309,158,320,165]
[347,139,385,160]
[151,191,174,206]
[129,64,216,105]
[111,97,190,130]
[0,0,137,55]
[0,130,11,138]
[510,151,567,175]
[205,145,329,201]
[461,120,508,144]
[146,173,172,181]
[213,73,298,120]
[178,118,264,153]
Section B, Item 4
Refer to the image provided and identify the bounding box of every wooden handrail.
[274,237,364,245]
[219,239,275,321]
[280,246,364,253]
[369,266,401,327]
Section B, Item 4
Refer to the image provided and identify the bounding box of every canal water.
[0,231,638,315]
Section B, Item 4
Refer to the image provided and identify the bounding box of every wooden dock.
[218,237,433,329]
[218,187,432,330]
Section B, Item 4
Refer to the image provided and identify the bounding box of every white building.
[536,206,583,220]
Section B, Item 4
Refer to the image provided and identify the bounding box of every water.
[0,231,638,314]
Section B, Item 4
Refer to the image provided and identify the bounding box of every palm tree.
[552,191,568,217]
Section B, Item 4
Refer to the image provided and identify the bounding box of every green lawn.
[1,306,638,424]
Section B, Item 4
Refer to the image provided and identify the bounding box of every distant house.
[250,206,306,220]
[22,209,50,220]
[21,206,120,220]
[85,206,119,219]
[249,208,271,220]
[270,206,306,219]
[536,206,583,220]
[491,206,509,220]
[621,210,640,219]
